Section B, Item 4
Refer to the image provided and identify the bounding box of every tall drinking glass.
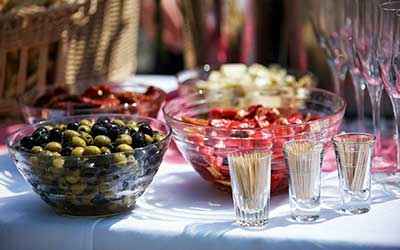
[377,1,400,195]
[228,150,272,227]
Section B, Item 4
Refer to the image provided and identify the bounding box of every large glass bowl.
[7,114,171,216]
[20,82,166,124]
[176,65,317,99]
[163,88,345,193]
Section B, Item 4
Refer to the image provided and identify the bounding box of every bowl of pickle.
[7,114,171,216]
[20,82,166,124]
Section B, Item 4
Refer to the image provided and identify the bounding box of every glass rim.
[6,113,172,159]
[283,139,324,155]
[332,132,376,145]
[227,148,273,159]
[163,87,346,131]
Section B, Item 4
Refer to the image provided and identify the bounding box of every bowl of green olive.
[7,114,171,216]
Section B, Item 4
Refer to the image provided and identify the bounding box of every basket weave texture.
[0,0,139,118]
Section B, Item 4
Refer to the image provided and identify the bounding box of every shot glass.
[284,139,324,223]
[333,133,375,214]
[228,150,272,227]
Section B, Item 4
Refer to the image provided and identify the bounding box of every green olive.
[58,178,69,190]
[112,119,125,127]
[64,129,81,139]
[117,144,133,152]
[46,142,62,153]
[153,132,164,142]
[30,156,39,167]
[78,125,91,133]
[71,136,87,147]
[71,147,85,157]
[65,175,80,184]
[44,125,54,131]
[55,124,67,131]
[126,121,138,130]
[79,119,92,127]
[70,183,87,194]
[94,135,112,147]
[115,134,132,145]
[113,152,127,166]
[101,146,111,154]
[52,157,65,169]
[31,146,44,154]
[144,134,154,143]
[83,146,102,155]
[98,182,112,193]
[80,132,94,145]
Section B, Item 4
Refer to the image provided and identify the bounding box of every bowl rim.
[6,113,172,159]
[18,82,167,114]
[163,87,346,131]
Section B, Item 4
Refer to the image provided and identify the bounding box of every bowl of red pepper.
[163,88,346,194]
[20,83,166,124]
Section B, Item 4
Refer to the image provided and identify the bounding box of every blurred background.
[0,0,394,124]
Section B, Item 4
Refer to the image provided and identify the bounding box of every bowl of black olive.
[7,114,171,216]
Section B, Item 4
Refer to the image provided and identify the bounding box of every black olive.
[139,123,153,136]
[33,127,48,136]
[132,132,146,148]
[67,122,80,131]
[20,136,34,149]
[108,143,118,153]
[97,116,110,125]
[49,128,63,142]
[91,124,108,137]
[61,146,73,156]
[34,134,49,145]
[107,124,120,140]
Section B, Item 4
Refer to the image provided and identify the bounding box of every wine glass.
[351,0,395,168]
[376,1,400,194]
[308,0,366,131]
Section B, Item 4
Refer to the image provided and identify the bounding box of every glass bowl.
[7,114,171,216]
[20,82,166,124]
[163,88,345,193]
[176,64,317,99]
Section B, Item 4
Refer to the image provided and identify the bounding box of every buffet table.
[1,75,400,250]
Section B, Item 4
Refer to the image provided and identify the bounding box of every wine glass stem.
[327,60,343,96]
[351,70,366,131]
[390,97,400,171]
[366,83,383,154]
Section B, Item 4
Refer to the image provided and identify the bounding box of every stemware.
[308,0,366,131]
[351,0,395,168]
[376,1,400,193]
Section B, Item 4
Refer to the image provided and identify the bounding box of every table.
[1,75,400,250]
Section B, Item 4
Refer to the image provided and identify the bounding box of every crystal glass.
[284,139,323,223]
[333,133,375,214]
[308,0,366,131]
[228,150,272,227]
[378,2,400,180]
[351,0,394,165]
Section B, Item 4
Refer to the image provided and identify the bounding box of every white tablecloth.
[1,75,400,250]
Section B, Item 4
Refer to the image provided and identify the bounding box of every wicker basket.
[66,0,140,85]
[0,0,140,120]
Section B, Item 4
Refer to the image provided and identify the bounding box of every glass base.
[235,207,269,228]
[291,214,319,223]
[380,173,400,197]
[340,207,370,215]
